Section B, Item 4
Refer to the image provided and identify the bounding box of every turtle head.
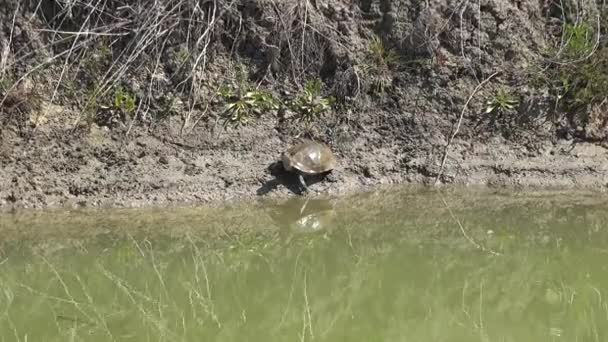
[281,152,293,171]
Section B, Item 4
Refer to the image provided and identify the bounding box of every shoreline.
[3,151,608,214]
[1,1,607,214]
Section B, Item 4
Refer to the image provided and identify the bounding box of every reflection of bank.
[268,197,337,234]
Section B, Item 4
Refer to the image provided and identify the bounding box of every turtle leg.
[298,174,309,195]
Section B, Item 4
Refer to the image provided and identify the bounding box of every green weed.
[154,95,182,121]
[485,88,519,114]
[559,48,608,109]
[82,42,112,77]
[288,79,335,123]
[84,94,100,123]
[368,36,400,67]
[80,85,137,127]
[361,36,400,95]
[218,77,333,128]
[537,9,608,134]
[0,75,16,99]
[562,22,596,59]
[113,86,137,114]
[0,77,9,93]
[176,48,190,65]
[220,87,279,128]
[548,23,607,114]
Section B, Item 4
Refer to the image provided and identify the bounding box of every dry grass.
[1,0,605,144]
[0,0,344,134]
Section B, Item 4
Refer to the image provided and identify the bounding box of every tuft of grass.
[218,77,334,128]
[77,85,138,128]
[78,84,103,126]
[562,22,596,59]
[536,9,608,136]
[555,48,608,111]
[548,19,608,112]
[368,36,400,67]
[361,36,400,95]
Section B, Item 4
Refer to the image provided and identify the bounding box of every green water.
[1,189,608,341]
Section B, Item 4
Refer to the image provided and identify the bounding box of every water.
[1,188,608,341]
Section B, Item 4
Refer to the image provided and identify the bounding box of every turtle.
[281,139,337,193]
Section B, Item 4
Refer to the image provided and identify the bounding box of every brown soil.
[1,0,608,212]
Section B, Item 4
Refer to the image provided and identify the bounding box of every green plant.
[217,85,234,99]
[83,93,100,123]
[542,14,608,119]
[562,22,595,59]
[154,95,182,121]
[288,79,335,123]
[368,36,400,67]
[113,86,137,114]
[371,76,393,96]
[176,48,190,66]
[0,77,8,93]
[362,36,400,95]
[485,88,519,114]
[220,87,279,128]
[0,74,16,97]
[82,43,112,76]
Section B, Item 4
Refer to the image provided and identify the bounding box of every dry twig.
[434,71,499,185]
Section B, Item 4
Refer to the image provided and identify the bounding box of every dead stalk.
[438,192,501,256]
[434,71,499,185]
[0,2,19,78]
[51,0,104,104]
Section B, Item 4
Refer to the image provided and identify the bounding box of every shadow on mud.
[256,161,329,196]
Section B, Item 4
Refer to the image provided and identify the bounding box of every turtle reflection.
[269,197,337,233]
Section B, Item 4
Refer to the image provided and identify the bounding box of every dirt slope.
[1,0,607,211]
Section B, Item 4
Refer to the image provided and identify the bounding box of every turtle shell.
[281,140,337,175]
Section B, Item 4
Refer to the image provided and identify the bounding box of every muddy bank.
[2,116,608,212]
[1,0,608,212]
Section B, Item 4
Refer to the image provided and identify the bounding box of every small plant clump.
[219,86,279,128]
[288,79,335,123]
[485,88,519,114]
[368,36,400,68]
[361,36,400,95]
[217,77,335,128]
[550,21,604,110]
[81,86,138,127]
[0,76,11,94]
[562,22,596,59]
[113,86,137,115]
[540,12,608,121]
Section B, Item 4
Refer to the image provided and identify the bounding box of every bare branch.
[434,71,500,185]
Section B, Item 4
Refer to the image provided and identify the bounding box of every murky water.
[1,188,608,341]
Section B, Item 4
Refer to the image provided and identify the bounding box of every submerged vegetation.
[2,0,608,209]
[1,190,608,340]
